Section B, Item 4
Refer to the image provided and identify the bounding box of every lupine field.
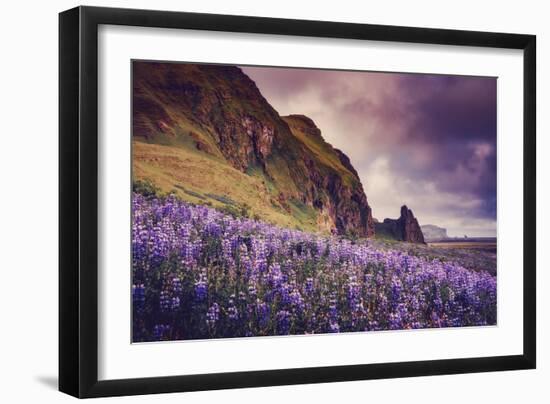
[132,193,497,342]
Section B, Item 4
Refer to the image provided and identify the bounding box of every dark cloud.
[242,65,497,237]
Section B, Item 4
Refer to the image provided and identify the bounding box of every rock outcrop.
[375,205,425,243]
[421,224,448,241]
[133,62,374,237]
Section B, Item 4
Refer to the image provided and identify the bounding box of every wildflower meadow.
[132,193,496,342]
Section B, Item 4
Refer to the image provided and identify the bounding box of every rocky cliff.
[133,62,374,237]
[421,224,448,241]
[375,205,425,243]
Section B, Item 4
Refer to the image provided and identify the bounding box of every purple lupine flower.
[153,324,170,340]
[248,284,257,299]
[329,320,340,333]
[132,283,145,309]
[289,289,305,312]
[256,300,270,328]
[276,310,291,334]
[171,277,182,294]
[227,306,239,321]
[194,272,208,302]
[171,296,180,310]
[206,303,220,326]
[159,290,171,312]
[304,277,314,295]
[328,293,338,319]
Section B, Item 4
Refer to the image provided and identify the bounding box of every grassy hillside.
[133,140,320,232]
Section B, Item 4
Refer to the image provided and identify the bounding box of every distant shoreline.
[427,239,497,253]
[426,237,496,243]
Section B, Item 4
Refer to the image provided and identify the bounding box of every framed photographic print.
[59,6,536,398]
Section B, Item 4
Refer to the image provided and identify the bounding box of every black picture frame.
[59,5,536,398]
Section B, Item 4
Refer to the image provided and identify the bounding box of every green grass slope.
[133,140,320,232]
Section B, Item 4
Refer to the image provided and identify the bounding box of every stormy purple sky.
[242,66,497,237]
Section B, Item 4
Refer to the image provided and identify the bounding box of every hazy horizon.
[242,66,497,238]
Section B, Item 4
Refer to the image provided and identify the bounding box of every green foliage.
[217,202,253,219]
[133,179,159,197]
[240,203,251,218]
[288,199,317,227]
[345,229,360,242]
[173,185,206,200]
[205,193,237,206]
[218,204,241,218]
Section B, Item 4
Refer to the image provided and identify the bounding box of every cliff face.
[133,62,374,237]
[421,225,448,241]
[282,115,374,237]
[375,205,425,243]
